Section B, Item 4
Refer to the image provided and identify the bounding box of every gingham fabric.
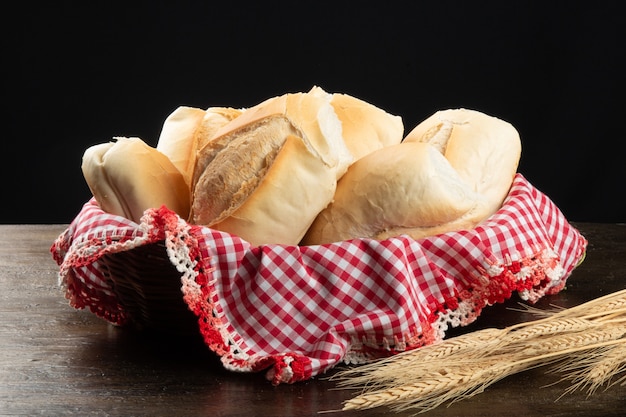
[51,174,587,384]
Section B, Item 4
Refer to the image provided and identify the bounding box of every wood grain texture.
[0,223,624,416]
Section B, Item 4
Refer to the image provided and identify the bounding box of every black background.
[3,1,625,224]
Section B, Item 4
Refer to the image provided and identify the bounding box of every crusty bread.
[81,137,190,223]
[156,106,242,189]
[308,86,404,160]
[403,108,521,216]
[189,88,353,246]
[301,142,487,244]
[301,108,521,245]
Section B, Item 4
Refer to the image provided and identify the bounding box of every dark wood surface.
[1,223,624,417]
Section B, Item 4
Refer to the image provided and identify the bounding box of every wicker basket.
[99,241,198,334]
[52,174,589,383]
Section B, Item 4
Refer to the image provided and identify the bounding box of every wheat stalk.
[342,358,528,413]
[333,289,626,415]
[335,318,614,388]
[340,326,625,412]
[335,318,599,389]
[518,289,626,319]
[558,290,626,317]
[496,317,599,347]
[552,341,626,397]
[335,328,503,388]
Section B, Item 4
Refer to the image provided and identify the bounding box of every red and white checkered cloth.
[51,174,587,384]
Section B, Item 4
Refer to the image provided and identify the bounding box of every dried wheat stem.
[551,290,626,318]
[590,310,626,323]
[342,359,525,412]
[508,324,625,359]
[333,328,503,387]
[341,325,626,413]
[513,290,626,320]
[340,319,619,387]
[336,290,626,414]
[499,317,598,346]
[556,341,626,397]
[586,345,626,390]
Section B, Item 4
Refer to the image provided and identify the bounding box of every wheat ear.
[552,341,626,397]
[333,289,626,415]
[341,324,625,413]
[332,328,503,388]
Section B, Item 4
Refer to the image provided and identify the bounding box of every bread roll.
[82,137,190,223]
[300,142,487,244]
[308,86,404,160]
[156,106,242,189]
[301,109,521,245]
[403,108,521,215]
[189,88,353,246]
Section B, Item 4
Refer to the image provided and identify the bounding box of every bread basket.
[51,174,587,384]
[98,242,200,334]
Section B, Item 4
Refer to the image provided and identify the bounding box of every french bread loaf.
[301,108,521,244]
[81,136,190,224]
[300,142,487,244]
[403,108,521,216]
[189,88,353,246]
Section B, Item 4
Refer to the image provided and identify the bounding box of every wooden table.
[1,223,624,416]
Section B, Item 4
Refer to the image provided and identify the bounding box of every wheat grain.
[342,335,626,413]
[332,327,504,389]
[392,325,625,395]
[339,323,625,391]
[342,359,526,412]
[512,290,626,321]
[348,303,626,387]
[586,344,626,391]
[410,328,503,361]
[550,290,626,319]
[334,290,626,414]
[499,317,597,346]
[556,341,626,396]
[513,324,625,358]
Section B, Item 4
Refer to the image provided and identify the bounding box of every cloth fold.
[51,174,587,384]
